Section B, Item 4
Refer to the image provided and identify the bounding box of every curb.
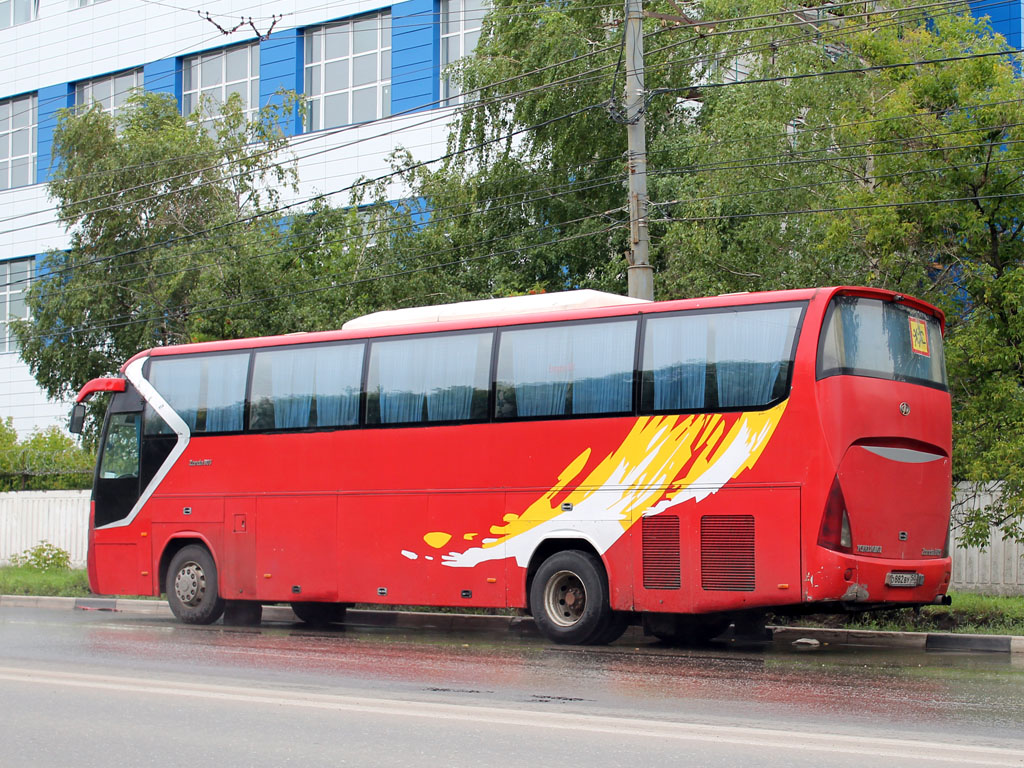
[2,594,1021,654]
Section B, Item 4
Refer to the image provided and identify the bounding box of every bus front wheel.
[167,545,226,625]
[531,550,618,645]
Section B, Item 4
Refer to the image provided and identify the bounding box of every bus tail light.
[818,477,853,553]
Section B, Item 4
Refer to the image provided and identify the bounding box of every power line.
[655,190,1024,224]
[650,153,1024,208]
[655,47,1022,97]
[22,215,626,343]
[47,173,632,295]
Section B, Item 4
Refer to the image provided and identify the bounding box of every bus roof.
[122,286,941,368]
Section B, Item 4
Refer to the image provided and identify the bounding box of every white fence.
[949,483,1024,596]
[0,490,90,568]
[951,532,1024,596]
[0,489,1022,595]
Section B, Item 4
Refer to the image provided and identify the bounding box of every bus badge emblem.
[899,402,911,416]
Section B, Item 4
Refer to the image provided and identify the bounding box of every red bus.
[71,287,952,644]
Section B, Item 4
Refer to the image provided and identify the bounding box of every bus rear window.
[817,296,947,388]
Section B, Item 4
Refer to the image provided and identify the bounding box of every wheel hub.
[544,570,587,627]
[174,561,206,607]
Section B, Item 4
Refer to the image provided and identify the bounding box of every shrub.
[9,541,72,572]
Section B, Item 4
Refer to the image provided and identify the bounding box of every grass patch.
[0,566,91,597]
[773,591,1024,636]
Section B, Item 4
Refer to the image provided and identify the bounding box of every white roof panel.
[342,290,649,331]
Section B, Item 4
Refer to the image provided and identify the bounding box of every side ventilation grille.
[701,515,755,591]
[643,514,680,590]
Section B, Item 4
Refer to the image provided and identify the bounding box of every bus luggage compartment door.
[223,497,257,598]
[255,495,338,602]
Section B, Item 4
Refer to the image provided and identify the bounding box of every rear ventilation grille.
[643,514,680,590]
[701,515,755,591]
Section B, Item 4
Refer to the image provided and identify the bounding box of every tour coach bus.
[71,287,952,644]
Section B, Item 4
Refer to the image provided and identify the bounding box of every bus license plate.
[886,572,922,588]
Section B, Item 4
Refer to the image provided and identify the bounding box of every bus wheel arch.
[158,536,215,594]
[527,542,625,645]
[164,541,225,625]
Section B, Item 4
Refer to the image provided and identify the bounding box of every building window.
[0,0,38,29]
[441,0,487,105]
[75,69,143,118]
[0,94,37,190]
[0,257,33,354]
[304,11,392,131]
[77,0,111,6]
[182,43,261,128]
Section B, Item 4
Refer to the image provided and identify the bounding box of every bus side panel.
[338,493,426,604]
[91,512,155,596]
[337,493,507,608]
[689,487,802,613]
[255,495,337,602]
[91,543,138,595]
[426,492,507,607]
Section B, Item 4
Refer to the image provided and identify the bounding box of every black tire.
[590,610,631,645]
[166,545,225,625]
[646,614,731,646]
[291,601,348,626]
[530,550,616,645]
[223,600,263,626]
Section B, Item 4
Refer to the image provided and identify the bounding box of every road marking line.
[0,665,1021,765]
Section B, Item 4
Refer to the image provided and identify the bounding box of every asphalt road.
[2,605,1023,767]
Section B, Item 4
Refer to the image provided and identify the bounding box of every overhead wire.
[21,213,627,342]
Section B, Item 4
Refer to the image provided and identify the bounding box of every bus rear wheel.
[167,545,225,625]
[291,602,347,626]
[530,550,617,645]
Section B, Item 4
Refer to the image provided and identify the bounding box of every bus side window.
[641,305,804,413]
[366,332,492,425]
[495,319,636,419]
[642,314,709,412]
[249,343,363,430]
[146,352,250,434]
[714,308,800,408]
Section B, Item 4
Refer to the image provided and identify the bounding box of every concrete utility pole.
[624,0,653,301]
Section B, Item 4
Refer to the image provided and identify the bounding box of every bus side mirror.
[69,403,86,434]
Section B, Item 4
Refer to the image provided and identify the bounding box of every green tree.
[0,419,94,491]
[12,91,300,409]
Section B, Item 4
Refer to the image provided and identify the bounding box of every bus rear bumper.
[803,549,952,607]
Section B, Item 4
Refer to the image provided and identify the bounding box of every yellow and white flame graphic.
[415,401,787,568]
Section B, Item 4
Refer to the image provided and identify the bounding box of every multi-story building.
[0,0,486,436]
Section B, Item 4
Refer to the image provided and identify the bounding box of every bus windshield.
[817,295,947,388]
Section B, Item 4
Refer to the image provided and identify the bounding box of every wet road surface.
[2,606,1023,767]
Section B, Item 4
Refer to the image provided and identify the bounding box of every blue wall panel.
[971,0,1022,44]
[36,83,73,184]
[391,0,439,115]
[143,58,181,102]
[260,29,303,136]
